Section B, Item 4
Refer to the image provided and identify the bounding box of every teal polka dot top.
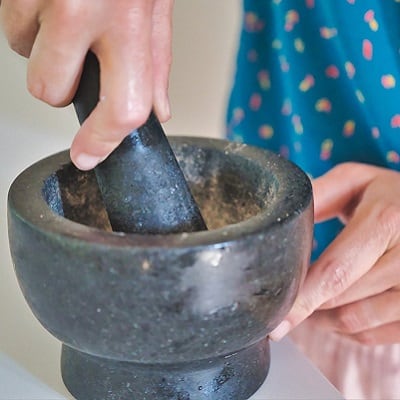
[227,0,400,258]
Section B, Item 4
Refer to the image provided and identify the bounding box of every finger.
[309,289,400,338]
[271,167,400,340]
[26,3,93,106]
[70,0,155,170]
[151,0,173,121]
[347,321,400,346]
[312,162,382,223]
[0,0,40,57]
[321,246,400,309]
[270,208,389,340]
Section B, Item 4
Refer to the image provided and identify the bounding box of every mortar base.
[61,338,270,400]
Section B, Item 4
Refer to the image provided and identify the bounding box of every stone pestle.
[72,52,207,234]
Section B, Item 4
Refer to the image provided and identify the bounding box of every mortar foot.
[61,338,270,400]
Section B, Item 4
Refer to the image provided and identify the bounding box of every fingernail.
[269,320,291,341]
[74,153,104,171]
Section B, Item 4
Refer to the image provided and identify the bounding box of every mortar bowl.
[7,137,313,400]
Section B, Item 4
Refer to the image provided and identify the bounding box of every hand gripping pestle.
[72,52,207,234]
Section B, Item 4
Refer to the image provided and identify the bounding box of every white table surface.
[0,338,342,400]
[0,35,341,400]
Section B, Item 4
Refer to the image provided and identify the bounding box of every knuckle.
[47,2,89,37]
[27,76,44,101]
[7,38,30,57]
[329,162,358,178]
[375,203,400,240]
[352,331,376,346]
[27,77,66,106]
[320,258,352,297]
[2,24,33,57]
[51,2,83,24]
[336,305,365,334]
[0,1,38,57]
[106,102,151,133]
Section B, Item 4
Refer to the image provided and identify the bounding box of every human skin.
[0,0,173,170]
[2,2,399,346]
[270,162,400,345]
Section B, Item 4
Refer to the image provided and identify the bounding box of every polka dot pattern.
[227,0,400,256]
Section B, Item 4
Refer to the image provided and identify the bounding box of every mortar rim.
[8,136,313,249]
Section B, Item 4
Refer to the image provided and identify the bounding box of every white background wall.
[0,1,241,396]
[167,1,241,137]
[0,1,241,142]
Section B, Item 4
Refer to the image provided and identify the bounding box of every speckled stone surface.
[74,52,206,235]
[7,137,313,400]
[94,112,207,234]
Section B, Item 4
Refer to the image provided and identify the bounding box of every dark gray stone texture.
[8,137,313,399]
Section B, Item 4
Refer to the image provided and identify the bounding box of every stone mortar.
[7,136,313,400]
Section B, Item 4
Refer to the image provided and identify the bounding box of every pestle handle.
[72,52,207,233]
